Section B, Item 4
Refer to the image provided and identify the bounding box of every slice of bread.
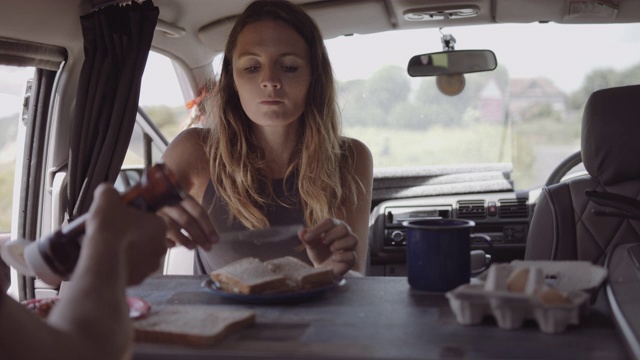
[133,305,255,347]
[265,256,334,290]
[210,257,288,294]
[211,256,335,295]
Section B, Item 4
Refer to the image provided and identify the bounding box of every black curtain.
[67,0,159,219]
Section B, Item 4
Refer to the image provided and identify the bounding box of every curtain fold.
[67,0,158,219]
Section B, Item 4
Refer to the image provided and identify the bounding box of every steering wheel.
[544,150,582,187]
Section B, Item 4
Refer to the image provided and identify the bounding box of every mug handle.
[470,233,492,276]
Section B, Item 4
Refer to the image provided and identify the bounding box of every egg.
[506,267,529,292]
[538,287,572,305]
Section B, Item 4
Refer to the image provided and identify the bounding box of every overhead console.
[368,192,531,276]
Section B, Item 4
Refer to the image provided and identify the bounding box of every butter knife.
[218,224,304,245]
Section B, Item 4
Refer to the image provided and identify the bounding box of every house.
[507,78,567,122]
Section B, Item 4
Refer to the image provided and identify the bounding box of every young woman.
[159,0,373,277]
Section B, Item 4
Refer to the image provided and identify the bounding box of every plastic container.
[445,260,607,334]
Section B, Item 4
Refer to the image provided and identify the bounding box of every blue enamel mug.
[403,219,492,292]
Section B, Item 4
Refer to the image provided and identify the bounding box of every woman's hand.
[299,218,358,277]
[156,195,218,251]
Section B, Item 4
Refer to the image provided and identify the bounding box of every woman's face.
[232,20,311,128]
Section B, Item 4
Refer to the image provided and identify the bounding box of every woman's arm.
[346,138,374,273]
[301,138,373,276]
[159,128,218,250]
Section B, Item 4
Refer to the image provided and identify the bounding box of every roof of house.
[509,78,566,98]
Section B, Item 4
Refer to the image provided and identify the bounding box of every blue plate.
[201,278,345,304]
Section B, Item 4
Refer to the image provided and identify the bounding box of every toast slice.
[265,256,334,290]
[210,257,288,294]
[133,305,255,347]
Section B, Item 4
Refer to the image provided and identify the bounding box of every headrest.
[582,84,640,186]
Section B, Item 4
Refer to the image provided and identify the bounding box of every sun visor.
[494,0,565,23]
[496,0,638,24]
[197,0,391,53]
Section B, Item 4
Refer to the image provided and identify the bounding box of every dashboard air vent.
[457,200,486,220]
[499,199,529,219]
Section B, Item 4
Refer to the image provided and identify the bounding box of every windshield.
[143,22,640,192]
[324,22,640,190]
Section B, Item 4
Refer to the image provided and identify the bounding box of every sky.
[2,22,640,117]
[324,22,640,94]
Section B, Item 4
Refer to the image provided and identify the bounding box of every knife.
[218,224,304,245]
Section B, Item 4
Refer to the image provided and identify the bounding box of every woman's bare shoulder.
[164,128,209,159]
[162,128,212,194]
[172,127,210,147]
[342,137,373,166]
[341,137,373,183]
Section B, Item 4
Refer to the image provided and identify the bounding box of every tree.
[338,79,385,127]
[390,102,431,130]
[363,65,411,126]
[409,65,511,128]
[620,63,640,86]
[0,113,19,149]
[338,67,411,128]
[568,67,627,110]
[142,105,182,128]
[567,62,640,111]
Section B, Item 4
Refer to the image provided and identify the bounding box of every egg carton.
[445,260,608,334]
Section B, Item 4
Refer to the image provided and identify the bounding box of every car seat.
[525,84,640,264]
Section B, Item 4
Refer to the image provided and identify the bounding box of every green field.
[345,119,579,190]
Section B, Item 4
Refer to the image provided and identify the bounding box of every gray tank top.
[194,176,311,274]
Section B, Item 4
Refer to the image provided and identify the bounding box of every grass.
[346,124,513,167]
[345,119,580,189]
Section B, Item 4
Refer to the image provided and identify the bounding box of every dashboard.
[367,191,532,276]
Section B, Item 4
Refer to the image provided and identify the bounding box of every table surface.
[128,275,629,360]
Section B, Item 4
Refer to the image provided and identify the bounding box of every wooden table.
[128,276,628,360]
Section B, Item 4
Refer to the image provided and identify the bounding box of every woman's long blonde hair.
[208,0,362,229]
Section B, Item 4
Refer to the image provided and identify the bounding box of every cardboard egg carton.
[445,260,608,334]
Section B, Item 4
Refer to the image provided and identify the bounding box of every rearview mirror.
[407,50,497,77]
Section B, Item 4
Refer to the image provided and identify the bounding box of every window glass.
[122,122,145,167]
[122,119,166,167]
[0,65,33,233]
[123,52,188,170]
[324,23,640,189]
[204,24,640,190]
[139,52,189,142]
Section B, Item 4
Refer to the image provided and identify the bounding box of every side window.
[120,52,188,190]
[138,51,189,143]
[0,65,33,235]
[122,114,168,168]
